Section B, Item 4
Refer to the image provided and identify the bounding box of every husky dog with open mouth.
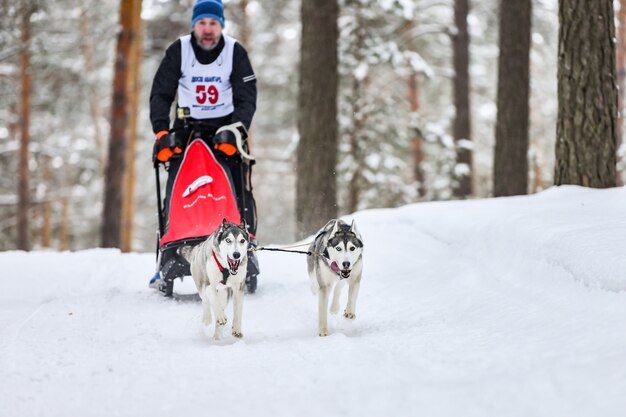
[307,219,364,336]
[183,219,250,339]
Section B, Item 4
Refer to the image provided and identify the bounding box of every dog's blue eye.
[226,238,232,243]
[336,246,342,252]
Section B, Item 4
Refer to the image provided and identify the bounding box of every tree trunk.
[237,0,254,150]
[121,0,143,253]
[555,0,617,187]
[41,156,51,248]
[617,0,626,185]
[452,0,473,198]
[59,193,71,251]
[238,0,250,48]
[347,5,366,214]
[80,4,106,173]
[18,6,33,251]
[347,76,367,214]
[101,0,137,248]
[493,0,532,197]
[296,0,339,238]
[405,19,425,197]
[59,156,73,251]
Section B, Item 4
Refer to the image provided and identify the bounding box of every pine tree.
[555,0,617,187]
[102,0,140,248]
[452,0,473,198]
[493,0,532,196]
[17,1,34,251]
[296,0,339,238]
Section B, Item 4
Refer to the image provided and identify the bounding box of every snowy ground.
[1,185,626,417]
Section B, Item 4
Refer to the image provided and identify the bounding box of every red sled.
[151,138,258,297]
[160,139,240,248]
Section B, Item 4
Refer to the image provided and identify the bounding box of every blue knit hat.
[192,0,225,28]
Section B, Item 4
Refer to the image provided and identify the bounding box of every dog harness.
[212,251,230,285]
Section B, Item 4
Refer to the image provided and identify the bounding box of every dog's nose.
[233,251,241,259]
[342,261,350,269]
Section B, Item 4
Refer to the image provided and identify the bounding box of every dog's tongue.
[330,261,341,273]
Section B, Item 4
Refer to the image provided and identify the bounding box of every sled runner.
[150,110,259,296]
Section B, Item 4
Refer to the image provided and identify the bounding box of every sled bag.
[159,138,241,247]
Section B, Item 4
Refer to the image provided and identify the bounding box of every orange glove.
[154,130,182,162]
[213,127,238,156]
[214,143,237,156]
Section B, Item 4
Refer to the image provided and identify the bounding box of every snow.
[2,185,626,417]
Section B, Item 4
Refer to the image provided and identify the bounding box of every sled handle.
[154,164,165,238]
[215,122,256,161]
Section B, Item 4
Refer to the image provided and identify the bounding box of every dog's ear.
[330,219,341,237]
[239,218,249,236]
[350,219,360,238]
[321,219,336,232]
[214,218,228,242]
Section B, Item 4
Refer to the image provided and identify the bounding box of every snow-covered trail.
[1,186,626,417]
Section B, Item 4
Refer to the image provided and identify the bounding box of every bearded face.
[193,17,223,50]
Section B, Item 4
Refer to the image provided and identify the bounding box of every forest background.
[0,0,622,251]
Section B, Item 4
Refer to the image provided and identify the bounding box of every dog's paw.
[318,329,329,337]
[216,316,228,326]
[232,329,244,338]
[343,310,356,320]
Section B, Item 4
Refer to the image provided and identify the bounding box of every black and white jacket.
[149,33,257,134]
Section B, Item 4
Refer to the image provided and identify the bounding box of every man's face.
[193,17,223,50]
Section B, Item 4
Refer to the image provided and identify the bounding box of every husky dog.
[307,219,364,336]
[183,219,250,339]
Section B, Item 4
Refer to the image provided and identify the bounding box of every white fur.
[307,220,364,337]
[185,223,249,340]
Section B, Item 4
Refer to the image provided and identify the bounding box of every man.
[149,0,259,292]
